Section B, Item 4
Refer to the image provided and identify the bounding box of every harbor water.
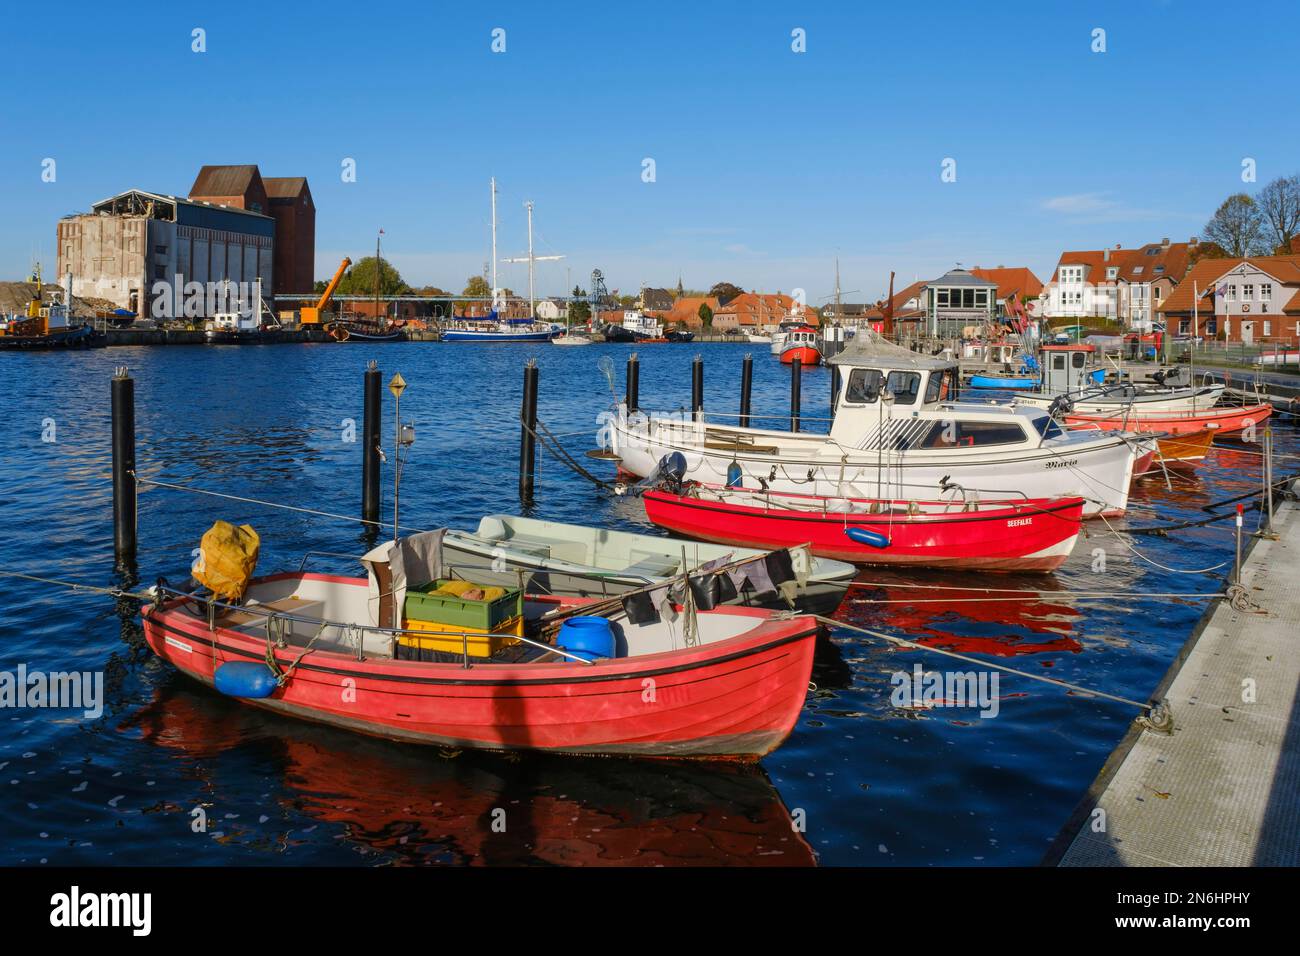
[0,342,1292,866]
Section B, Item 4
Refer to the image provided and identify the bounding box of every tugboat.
[603,310,666,343]
[0,265,106,350]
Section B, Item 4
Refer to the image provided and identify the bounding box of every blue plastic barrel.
[557,616,616,661]
[214,661,279,698]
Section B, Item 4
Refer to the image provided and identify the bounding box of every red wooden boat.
[642,485,1085,572]
[1064,402,1271,436]
[141,571,818,761]
[779,326,822,366]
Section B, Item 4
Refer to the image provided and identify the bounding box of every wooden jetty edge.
[1047,497,1299,866]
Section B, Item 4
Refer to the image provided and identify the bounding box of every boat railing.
[152,584,597,668]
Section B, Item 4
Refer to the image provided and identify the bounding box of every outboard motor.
[647,451,688,493]
[1047,394,1074,417]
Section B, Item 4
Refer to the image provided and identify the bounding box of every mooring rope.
[133,473,428,533]
[815,615,1160,714]
[1093,511,1228,574]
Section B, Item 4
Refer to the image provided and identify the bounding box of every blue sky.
[2,0,1297,301]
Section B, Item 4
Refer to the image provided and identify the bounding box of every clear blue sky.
[2,0,1297,301]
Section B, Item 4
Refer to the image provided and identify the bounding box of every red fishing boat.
[779,326,822,366]
[1064,402,1271,436]
[642,485,1085,572]
[141,568,819,761]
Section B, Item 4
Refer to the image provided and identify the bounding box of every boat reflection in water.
[122,684,816,866]
[835,570,1083,658]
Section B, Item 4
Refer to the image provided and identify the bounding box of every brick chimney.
[1161,237,1170,248]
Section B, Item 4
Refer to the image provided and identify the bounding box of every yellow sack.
[193,521,260,600]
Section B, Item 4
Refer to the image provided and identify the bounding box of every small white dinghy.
[441,514,855,614]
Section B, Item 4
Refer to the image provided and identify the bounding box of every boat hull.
[440,329,553,342]
[609,413,1143,518]
[643,491,1084,571]
[1065,403,1272,436]
[1016,383,1226,414]
[439,537,851,616]
[780,345,821,366]
[970,374,1037,389]
[141,577,818,760]
[0,324,106,350]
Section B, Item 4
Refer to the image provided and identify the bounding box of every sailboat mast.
[375,232,381,329]
[526,200,535,318]
[490,177,498,313]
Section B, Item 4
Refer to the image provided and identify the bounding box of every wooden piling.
[739,353,753,427]
[519,360,539,504]
[362,362,381,527]
[790,357,802,432]
[111,369,137,564]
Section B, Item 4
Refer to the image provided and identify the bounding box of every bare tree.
[1203,194,1268,257]
[1256,175,1300,254]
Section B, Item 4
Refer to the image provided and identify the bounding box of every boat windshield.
[1030,414,1065,439]
[844,369,922,405]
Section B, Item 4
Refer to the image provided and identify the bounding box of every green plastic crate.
[403,580,522,631]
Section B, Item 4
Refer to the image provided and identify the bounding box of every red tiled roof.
[1157,254,1300,315]
[970,267,1044,301]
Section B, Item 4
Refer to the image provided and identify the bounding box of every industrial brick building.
[57,189,275,317]
[56,164,314,317]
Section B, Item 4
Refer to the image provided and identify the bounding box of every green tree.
[568,286,591,325]
[336,256,408,296]
[463,275,491,298]
[1203,194,1268,257]
[698,303,713,328]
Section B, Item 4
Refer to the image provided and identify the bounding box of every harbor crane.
[299,257,352,325]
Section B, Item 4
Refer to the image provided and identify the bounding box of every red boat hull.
[643,491,1084,571]
[1065,403,1272,436]
[141,576,818,761]
[780,345,821,366]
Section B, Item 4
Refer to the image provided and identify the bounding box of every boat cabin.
[622,311,662,338]
[823,331,1067,449]
[1039,343,1097,394]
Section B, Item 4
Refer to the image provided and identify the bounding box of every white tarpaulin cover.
[360,530,447,627]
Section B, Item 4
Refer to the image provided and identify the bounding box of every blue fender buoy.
[214,661,280,698]
[845,527,891,549]
[727,461,743,487]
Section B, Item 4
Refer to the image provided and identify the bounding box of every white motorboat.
[605,332,1154,517]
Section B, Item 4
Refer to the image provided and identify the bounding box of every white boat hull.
[610,411,1146,518]
[1014,384,1225,415]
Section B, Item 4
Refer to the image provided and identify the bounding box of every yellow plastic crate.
[397,615,524,658]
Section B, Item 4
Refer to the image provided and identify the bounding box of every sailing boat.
[442,181,562,343]
[328,232,406,342]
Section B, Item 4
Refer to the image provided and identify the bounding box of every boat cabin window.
[918,420,1027,448]
[1073,352,1086,368]
[844,369,921,405]
[923,368,957,403]
[1030,415,1064,439]
[1052,354,1066,370]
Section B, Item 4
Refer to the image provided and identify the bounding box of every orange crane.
[300,257,351,325]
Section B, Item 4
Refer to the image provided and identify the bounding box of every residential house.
[1040,238,1199,329]
[1157,254,1300,345]
[662,296,721,330]
[923,268,999,336]
[711,292,818,332]
[637,287,676,311]
[862,280,928,335]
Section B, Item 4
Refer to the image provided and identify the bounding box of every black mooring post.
[739,353,753,428]
[362,361,381,527]
[790,357,802,432]
[519,360,539,504]
[625,353,639,412]
[691,354,704,421]
[111,369,137,564]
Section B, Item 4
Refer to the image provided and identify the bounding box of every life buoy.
[1242,303,1251,313]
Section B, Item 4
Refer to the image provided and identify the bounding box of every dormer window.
[1106,267,1118,279]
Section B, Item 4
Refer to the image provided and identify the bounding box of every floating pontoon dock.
[1050,498,1299,866]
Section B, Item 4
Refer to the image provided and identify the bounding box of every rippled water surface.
[0,342,1292,865]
